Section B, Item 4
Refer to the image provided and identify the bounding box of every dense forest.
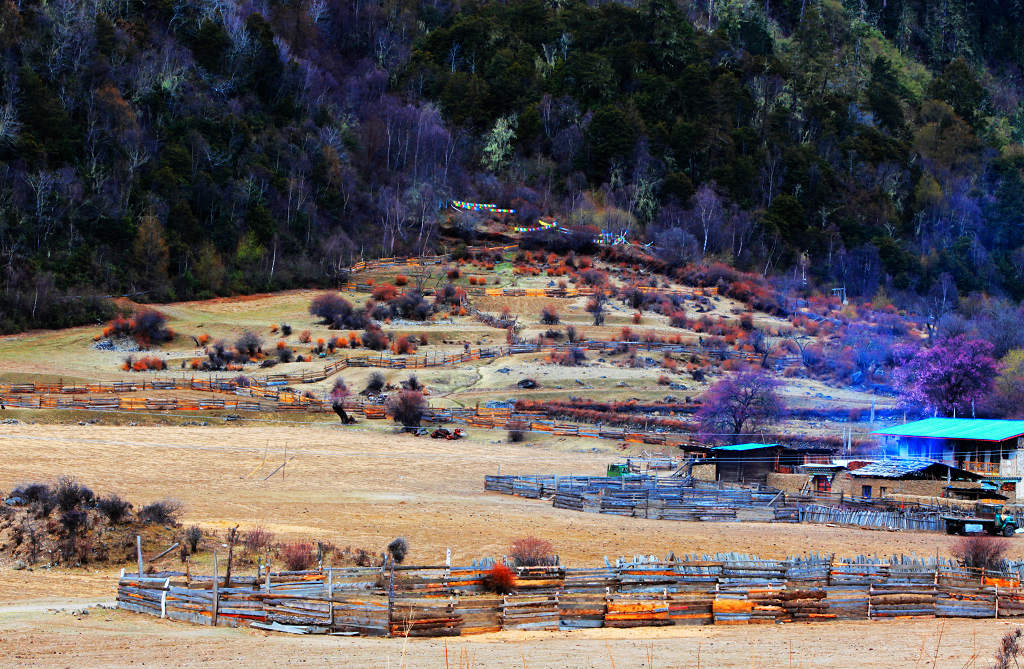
[3,0,1024,332]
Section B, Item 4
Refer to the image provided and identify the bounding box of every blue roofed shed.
[710,443,834,483]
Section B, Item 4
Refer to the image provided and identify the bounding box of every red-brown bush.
[509,536,555,566]
[372,283,399,301]
[385,389,427,429]
[392,335,416,355]
[298,330,311,343]
[282,541,316,571]
[394,274,408,286]
[483,564,516,594]
[951,535,1009,570]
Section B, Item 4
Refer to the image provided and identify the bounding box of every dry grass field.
[0,256,977,667]
[1,422,1022,667]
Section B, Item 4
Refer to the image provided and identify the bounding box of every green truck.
[942,504,1019,536]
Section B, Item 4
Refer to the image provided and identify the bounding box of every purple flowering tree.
[893,335,997,416]
[697,369,784,439]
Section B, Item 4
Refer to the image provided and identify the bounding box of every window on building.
[879,487,887,497]
[862,485,872,499]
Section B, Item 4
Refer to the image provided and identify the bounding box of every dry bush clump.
[138,499,183,526]
[96,494,131,523]
[392,335,416,354]
[952,535,1009,570]
[243,526,274,554]
[362,372,386,395]
[385,390,427,429]
[509,536,555,566]
[540,305,560,324]
[483,564,516,594]
[282,541,316,571]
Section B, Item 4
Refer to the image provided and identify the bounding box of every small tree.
[696,369,783,438]
[385,390,427,430]
[894,336,998,416]
[330,379,353,424]
[585,295,605,326]
[540,305,560,325]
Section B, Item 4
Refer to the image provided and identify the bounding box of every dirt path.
[0,608,1019,668]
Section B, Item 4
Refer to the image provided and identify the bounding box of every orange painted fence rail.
[117,552,1024,637]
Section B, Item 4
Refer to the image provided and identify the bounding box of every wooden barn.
[709,443,835,484]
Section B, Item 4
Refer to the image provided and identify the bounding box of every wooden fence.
[117,552,1024,637]
[485,475,958,531]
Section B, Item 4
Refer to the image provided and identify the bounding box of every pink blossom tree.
[893,336,997,416]
[697,369,783,438]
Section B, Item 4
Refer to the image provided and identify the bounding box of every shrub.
[993,629,1024,669]
[566,325,579,342]
[277,346,294,363]
[509,536,555,567]
[372,283,399,301]
[387,537,409,564]
[540,305,560,325]
[362,325,388,350]
[236,331,263,357]
[185,525,203,553]
[483,564,516,594]
[310,293,350,323]
[633,312,641,324]
[395,274,408,286]
[505,420,528,440]
[197,333,210,345]
[60,509,88,533]
[657,374,671,385]
[282,541,316,571]
[951,535,1009,570]
[131,309,174,347]
[55,476,94,512]
[138,499,183,526]
[96,494,131,523]
[446,267,461,279]
[364,372,386,394]
[392,335,416,355]
[12,482,55,515]
[385,390,427,429]
[281,324,293,336]
[435,283,467,307]
[298,329,312,344]
[243,526,274,554]
[403,375,423,391]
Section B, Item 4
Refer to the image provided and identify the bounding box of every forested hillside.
[2,0,1024,333]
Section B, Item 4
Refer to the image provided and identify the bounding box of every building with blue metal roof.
[871,418,1024,499]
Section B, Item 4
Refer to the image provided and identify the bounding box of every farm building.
[832,458,989,500]
[707,443,835,484]
[872,418,1024,500]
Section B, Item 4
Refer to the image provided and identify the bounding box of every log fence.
[117,552,1024,637]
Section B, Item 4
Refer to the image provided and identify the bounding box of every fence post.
[212,549,219,627]
[136,535,143,576]
[327,566,334,630]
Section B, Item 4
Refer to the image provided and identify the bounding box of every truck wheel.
[1004,525,1016,537]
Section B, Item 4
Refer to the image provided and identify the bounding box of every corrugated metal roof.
[848,458,982,480]
[797,463,845,474]
[872,418,1024,442]
[713,443,780,452]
